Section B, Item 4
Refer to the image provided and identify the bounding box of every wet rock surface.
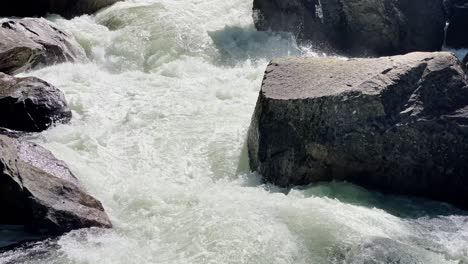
[0,18,86,75]
[0,72,72,132]
[253,0,446,56]
[248,52,468,208]
[0,134,112,236]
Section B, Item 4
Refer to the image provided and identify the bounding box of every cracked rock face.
[0,135,112,235]
[0,18,86,75]
[248,52,468,208]
[253,0,446,56]
[0,72,72,132]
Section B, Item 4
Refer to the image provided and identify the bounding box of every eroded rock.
[0,18,86,75]
[248,52,468,208]
[0,73,71,132]
[0,135,112,235]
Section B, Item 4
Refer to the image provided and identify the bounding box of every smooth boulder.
[0,72,72,132]
[0,135,112,235]
[0,18,86,75]
[253,0,446,56]
[446,0,468,48]
[248,52,468,208]
[0,0,120,19]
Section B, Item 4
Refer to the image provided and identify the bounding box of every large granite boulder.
[248,52,468,208]
[0,135,112,235]
[0,18,86,75]
[0,72,72,132]
[446,0,468,48]
[253,0,446,56]
[0,0,120,19]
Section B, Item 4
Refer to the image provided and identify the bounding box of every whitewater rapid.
[1,0,468,263]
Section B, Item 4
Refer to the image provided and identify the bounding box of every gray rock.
[0,18,86,75]
[0,72,72,132]
[0,135,112,235]
[253,0,446,56]
[248,52,468,208]
[0,0,121,19]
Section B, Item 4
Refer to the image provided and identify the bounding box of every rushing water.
[2,0,468,263]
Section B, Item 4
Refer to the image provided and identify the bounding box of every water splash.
[1,0,467,263]
[315,0,324,22]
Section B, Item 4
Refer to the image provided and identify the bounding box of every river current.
[1,0,467,263]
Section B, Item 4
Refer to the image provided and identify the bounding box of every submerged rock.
[0,73,72,132]
[0,238,60,261]
[248,52,468,208]
[0,135,112,235]
[446,0,468,48]
[0,18,86,75]
[253,0,446,56]
[0,0,120,19]
[341,237,449,263]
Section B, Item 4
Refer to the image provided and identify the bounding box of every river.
[1,0,467,263]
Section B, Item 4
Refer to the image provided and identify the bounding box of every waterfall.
[443,20,450,48]
[315,0,324,22]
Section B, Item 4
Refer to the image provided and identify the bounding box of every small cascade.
[443,20,450,48]
[442,0,452,49]
[315,0,324,22]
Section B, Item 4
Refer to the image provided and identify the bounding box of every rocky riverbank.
[0,0,117,251]
[1,0,467,263]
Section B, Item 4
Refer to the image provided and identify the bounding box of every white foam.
[3,0,467,263]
